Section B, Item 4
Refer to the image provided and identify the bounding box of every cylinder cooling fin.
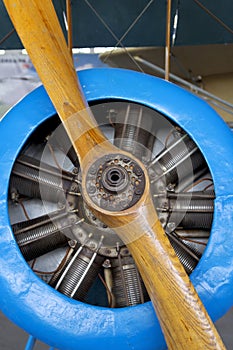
[1,68,233,350]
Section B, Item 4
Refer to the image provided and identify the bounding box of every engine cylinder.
[111,255,149,307]
[10,155,74,203]
[50,246,104,301]
[12,210,73,261]
[114,104,155,160]
[157,133,207,185]
[169,191,214,229]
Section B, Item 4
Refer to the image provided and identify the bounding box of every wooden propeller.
[3,1,226,349]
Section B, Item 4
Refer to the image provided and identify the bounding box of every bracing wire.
[84,0,147,73]
[102,0,155,64]
[192,0,233,36]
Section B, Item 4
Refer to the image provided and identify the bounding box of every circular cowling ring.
[0,68,233,350]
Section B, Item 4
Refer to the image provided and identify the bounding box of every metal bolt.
[105,155,112,161]
[121,248,129,256]
[89,242,96,250]
[90,166,97,175]
[69,216,76,224]
[100,199,107,208]
[72,167,78,174]
[167,222,176,231]
[89,185,96,194]
[103,259,111,268]
[68,240,76,248]
[70,184,77,191]
[134,165,143,176]
[135,189,142,195]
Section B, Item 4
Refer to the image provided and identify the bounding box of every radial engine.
[1,68,233,350]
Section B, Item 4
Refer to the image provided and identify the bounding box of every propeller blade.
[3,1,226,349]
[3,0,112,164]
[85,173,225,349]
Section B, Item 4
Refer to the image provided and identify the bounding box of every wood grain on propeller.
[3,1,226,349]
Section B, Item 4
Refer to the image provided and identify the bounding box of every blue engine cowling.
[0,68,233,350]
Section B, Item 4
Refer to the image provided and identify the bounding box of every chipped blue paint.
[0,68,233,350]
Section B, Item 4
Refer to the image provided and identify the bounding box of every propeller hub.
[86,154,145,212]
